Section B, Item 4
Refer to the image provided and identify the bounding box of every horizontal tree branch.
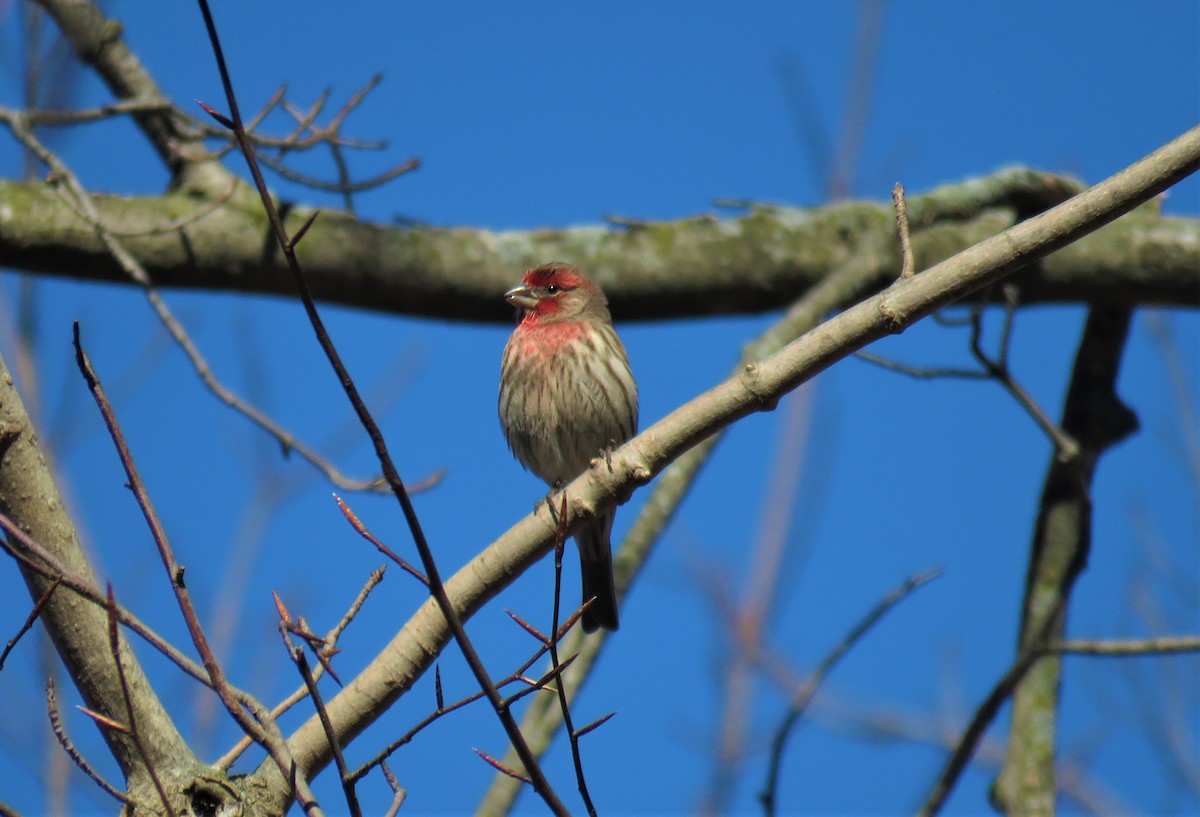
[0,169,1196,321]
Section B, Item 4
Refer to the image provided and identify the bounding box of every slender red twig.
[333,495,427,585]
[475,748,531,783]
[216,568,383,770]
[547,494,600,816]
[104,585,177,817]
[0,574,60,669]
[45,679,130,805]
[276,601,362,817]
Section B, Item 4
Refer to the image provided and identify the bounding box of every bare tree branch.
[993,306,1140,814]
[1,171,1197,321]
[1049,636,1200,657]
[274,126,1200,810]
[759,569,941,816]
[33,0,229,191]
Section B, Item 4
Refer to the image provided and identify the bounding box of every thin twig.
[854,350,991,380]
[258,153,420,195]
[347,644,574,785]
[0,575,60,669]
[104,586,177,817]
[215,567,386,770]
[277,602,362,817]
[858,287,1083,463]
[380,760,406,817]
[1047,635,1200,657]
[759,568,941,816]
[968,295,1082,462]
[893,181,915,278]
[475,749,531,783]
[333,495,428,585]
[45,679,130,805]
[193,3,568,812]
[915,601,1068,817]
[25,98,177,126]
[547,495,599,816]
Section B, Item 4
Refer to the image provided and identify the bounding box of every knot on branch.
[741,362,778,411]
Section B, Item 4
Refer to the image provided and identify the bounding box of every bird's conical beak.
[505,285,539,311]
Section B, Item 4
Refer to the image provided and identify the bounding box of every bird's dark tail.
[576,513,620,633]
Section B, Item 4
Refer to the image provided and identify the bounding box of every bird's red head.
[505,262,609,323]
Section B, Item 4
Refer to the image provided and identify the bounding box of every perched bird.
[499,262,638,632]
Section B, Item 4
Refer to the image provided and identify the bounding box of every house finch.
[499,262,638,632]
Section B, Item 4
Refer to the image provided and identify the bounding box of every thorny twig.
[334,496,428,586]
[215,566,386,770]
[346,623,582,785]
[275,595,362,817]
[0,575,60,670]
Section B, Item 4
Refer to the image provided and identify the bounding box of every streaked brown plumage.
[499,262,638,632]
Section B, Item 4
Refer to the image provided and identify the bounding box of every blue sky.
[1,2,1198,815]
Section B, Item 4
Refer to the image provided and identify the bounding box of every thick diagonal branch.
[259,126,1200,813]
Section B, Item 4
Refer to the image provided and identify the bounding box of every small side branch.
[1049,635,1200,657]
[0,575,60,669]
[892,182,915,279]
[104,586,177,817]
[547,495,601,817]
[46,679,130,806]
[276,598,362,817]
[759,568,941,816]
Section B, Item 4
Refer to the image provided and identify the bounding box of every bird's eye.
[544,284,560,295]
